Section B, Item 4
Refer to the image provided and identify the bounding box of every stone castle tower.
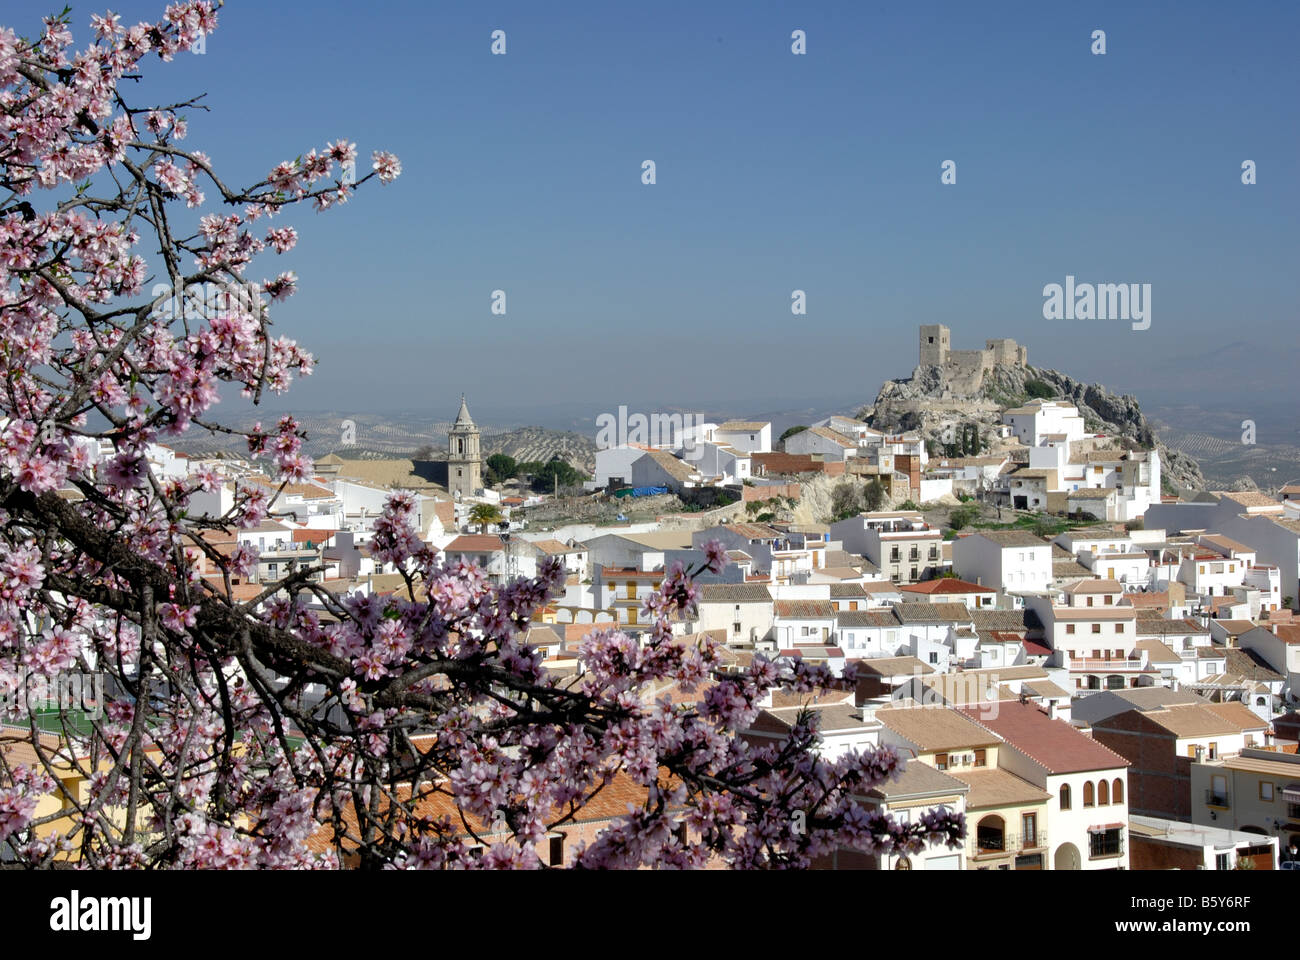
[447,394,481,499]
[918,324,1027,395]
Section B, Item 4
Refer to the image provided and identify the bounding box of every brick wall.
[743,481,802,502]
[1092,719,1189,819]
[752,453,845,477]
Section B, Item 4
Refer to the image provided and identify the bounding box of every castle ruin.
[919,324,1027,395]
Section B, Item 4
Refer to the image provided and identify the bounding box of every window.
[1098,780,1109,805]
[1059,784,1071,810]
[1216,852,1231,871]
[1112,778,1124,804]
[1083,781,1095,807]
[548,833,565,866]
[974,748,986,767]
[1115,623,1124,633]
[1086,596,1094,607]
[1066,624,1076,635]
[910,567,918,581]
[929,651,938,664]
[1208,742,1218,761]
[732,622,741,635]
[1209,774,1228,807]
[1260,782,1274,802]
[1092,623,1101,634]
[1022,812,1037,848]
[935,753,949,770]
[1089,828,1123,858]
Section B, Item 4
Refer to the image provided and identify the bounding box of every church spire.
[454,393,474,427]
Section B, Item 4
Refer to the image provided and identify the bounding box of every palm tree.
[468,503,503,533]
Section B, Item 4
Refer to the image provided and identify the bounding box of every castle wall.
[945,350,992,394]
[916,327,1027,395]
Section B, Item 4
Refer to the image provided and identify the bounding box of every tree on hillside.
[778,425,809,445]
[863,478,886,512]
[0,6,962,870]
[485,453,517,484]
[829,483,862,522]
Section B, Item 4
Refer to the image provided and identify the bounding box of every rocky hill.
[859,362,1206,492]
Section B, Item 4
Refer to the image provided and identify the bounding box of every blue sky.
[10,1,1299,427]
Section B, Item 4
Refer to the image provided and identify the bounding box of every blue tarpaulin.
[614,486,670,498]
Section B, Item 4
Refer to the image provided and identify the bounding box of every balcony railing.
[968,830,1047,858]
[1072,658,1145,672]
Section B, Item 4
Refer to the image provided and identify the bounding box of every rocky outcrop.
[859,362,1206,492]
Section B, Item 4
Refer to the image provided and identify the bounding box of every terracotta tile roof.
[1133,639,1181,664]
[1022,639,1053,657]
[867,759,970,801]
[1273,624,1300,645]
[641,449,696,483]
[805,426,857,448]
[950,768,1050,809]
[1214,491,1282,509]
[1222,648,1283,683]
[1136,616,1209,636]
[722,522,785,541]
[876,704,1002,752]
[1107,702,1267,738]
[836,609,902,628]
[530,538,581,555]
[1127,592,1172,609]
[1201,701,1269,730]
[1053,559,1094,578]
[901,578,993,596]
[305,767,681,855]
[829,582,870,598]
[292,528,335,544]
[1064,579,1124,594]
[960,700,1130,774]
[892,602,973,624]
[850,656,933,677]
[697,583,773,603]
[1020,679,1072,700]
[971,609,1040,632]
[444,535,504,553]
[774,599,837,619]
[718,421,769,432]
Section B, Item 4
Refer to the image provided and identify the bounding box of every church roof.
[453,395,476,428]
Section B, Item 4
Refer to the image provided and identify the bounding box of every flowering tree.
[0,4,964,869]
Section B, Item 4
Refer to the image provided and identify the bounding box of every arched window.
[1059,783,1071,810]
[1083,781,1095,807]
[1112,778,1124,804]
[1098,780,1109,805]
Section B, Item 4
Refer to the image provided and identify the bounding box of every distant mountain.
[167,411,596,473]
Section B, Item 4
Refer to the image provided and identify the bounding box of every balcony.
[1204,789,1230,809]
[967,831,1048,860]
[1072,658,1145,672]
